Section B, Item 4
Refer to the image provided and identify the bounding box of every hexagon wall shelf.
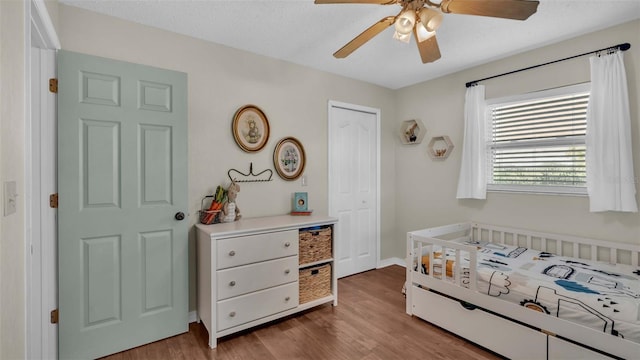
[428,135,454,160]
[399,119,425,145]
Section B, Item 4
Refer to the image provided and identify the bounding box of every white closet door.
[328,101,379,278]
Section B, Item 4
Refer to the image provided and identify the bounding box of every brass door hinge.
[541,329,556,337]
[50,309,58,324]
[50,193,58,208]
[49,78,58,93]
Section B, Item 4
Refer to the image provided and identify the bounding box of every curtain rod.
[465,42,631,88]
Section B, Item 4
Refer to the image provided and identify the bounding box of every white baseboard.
[377,257,405,268]
[189,311,199,324]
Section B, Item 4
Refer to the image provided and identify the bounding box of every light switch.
[301,175,308,186]
[4,181,17,216]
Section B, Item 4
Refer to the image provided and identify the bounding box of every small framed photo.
[293,192,308,212]
[232,104,270,152]
[273,137,306,181]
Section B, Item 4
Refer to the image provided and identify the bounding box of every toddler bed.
[406,222,640,360]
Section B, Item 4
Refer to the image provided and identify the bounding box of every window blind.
[488,90,589,188]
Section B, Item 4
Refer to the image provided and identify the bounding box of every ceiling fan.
[315,0,539,63]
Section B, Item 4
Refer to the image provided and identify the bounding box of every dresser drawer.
[217,282,299,331]
[217,230,298,269]
[217,256,298,300]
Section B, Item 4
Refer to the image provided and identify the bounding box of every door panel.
[80,71,120,106]
[58,50,188,359]
[82,119,120,208]
[140,125,172,205]
[140,230,173,313]
[82,235,121,328]
[329,104,379,278]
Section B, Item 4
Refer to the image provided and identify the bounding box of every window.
[486,83,590,195]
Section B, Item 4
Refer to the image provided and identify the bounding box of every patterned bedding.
[419,241,640,344]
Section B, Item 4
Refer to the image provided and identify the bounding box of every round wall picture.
[273,137,306,181]
[232,105,270,152]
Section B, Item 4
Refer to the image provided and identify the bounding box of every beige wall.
[43,0,59,32]
[394,20,640,258]
[0,0,26,359]
[57,4,398,312]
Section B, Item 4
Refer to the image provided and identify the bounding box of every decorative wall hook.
[228,162,273,183]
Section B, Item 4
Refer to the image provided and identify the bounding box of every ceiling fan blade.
[414,31,441,64]
[441,0,539,20]
[315,0,397,4]
[334,16,396,59]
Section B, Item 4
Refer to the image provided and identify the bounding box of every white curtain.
[586,51,638,212]
[456,85,487,199]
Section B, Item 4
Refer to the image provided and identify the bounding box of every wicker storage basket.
[199,195,222,225]
[299,263,332,304]
[299,227,332,265]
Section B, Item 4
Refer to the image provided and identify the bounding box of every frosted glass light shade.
[393,30,411,43]
[419,8,443,32]
[416,22,435,42]
[395,9,416,35]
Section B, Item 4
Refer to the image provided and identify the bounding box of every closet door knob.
[284,269,290,275]
[284,242,291,248]
[229,281,236,287]
[285,296,290,302]
[229,311,236,318]
[229,250,236,256]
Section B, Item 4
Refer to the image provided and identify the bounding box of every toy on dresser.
[221,181,241,222]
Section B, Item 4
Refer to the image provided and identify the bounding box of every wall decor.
[293,192,308,212]
[399,119,426,145]
[427,135,454,160]
[232,104,270,152]
[227,162,273,183]
[273,137,306,181]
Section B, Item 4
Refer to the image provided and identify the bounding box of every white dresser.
[196,214,338,348]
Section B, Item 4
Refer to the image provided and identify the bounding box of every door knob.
[174,212,185,221]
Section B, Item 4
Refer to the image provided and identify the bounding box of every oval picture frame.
[232,105,270,152]
[273,137,306,181]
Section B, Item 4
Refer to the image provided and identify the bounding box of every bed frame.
[406,222,640,360]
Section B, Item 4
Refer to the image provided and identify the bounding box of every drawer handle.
[284,242,291,248]
[460,301,477,311]
[229,311,236,318]
[285,296,290,302]
[229,250,236,257]
[284,269,290,275]
[229,280,236,287]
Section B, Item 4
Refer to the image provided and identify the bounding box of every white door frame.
[25,1,60,359]
[327,100,381,271]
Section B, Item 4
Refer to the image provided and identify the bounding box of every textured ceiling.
[59,0,640,89]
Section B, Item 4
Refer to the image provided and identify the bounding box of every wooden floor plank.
[100,266,502,360]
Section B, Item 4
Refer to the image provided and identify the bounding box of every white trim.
[485,82,590,106]
[327,100,381,276]
[487,184,588,196]
[377,257,406,268]
[25,2,32,357]
[30,0,61,50]
[26,1,59,359]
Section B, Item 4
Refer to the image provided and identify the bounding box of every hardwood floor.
[102,265,502,360]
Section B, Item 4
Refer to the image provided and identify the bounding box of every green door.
[57,50,188,359]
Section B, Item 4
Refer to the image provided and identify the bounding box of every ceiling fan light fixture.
[395,9,416,35]
[416,22,435,43]
[419,8,443,32]
[393,30,411,43]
